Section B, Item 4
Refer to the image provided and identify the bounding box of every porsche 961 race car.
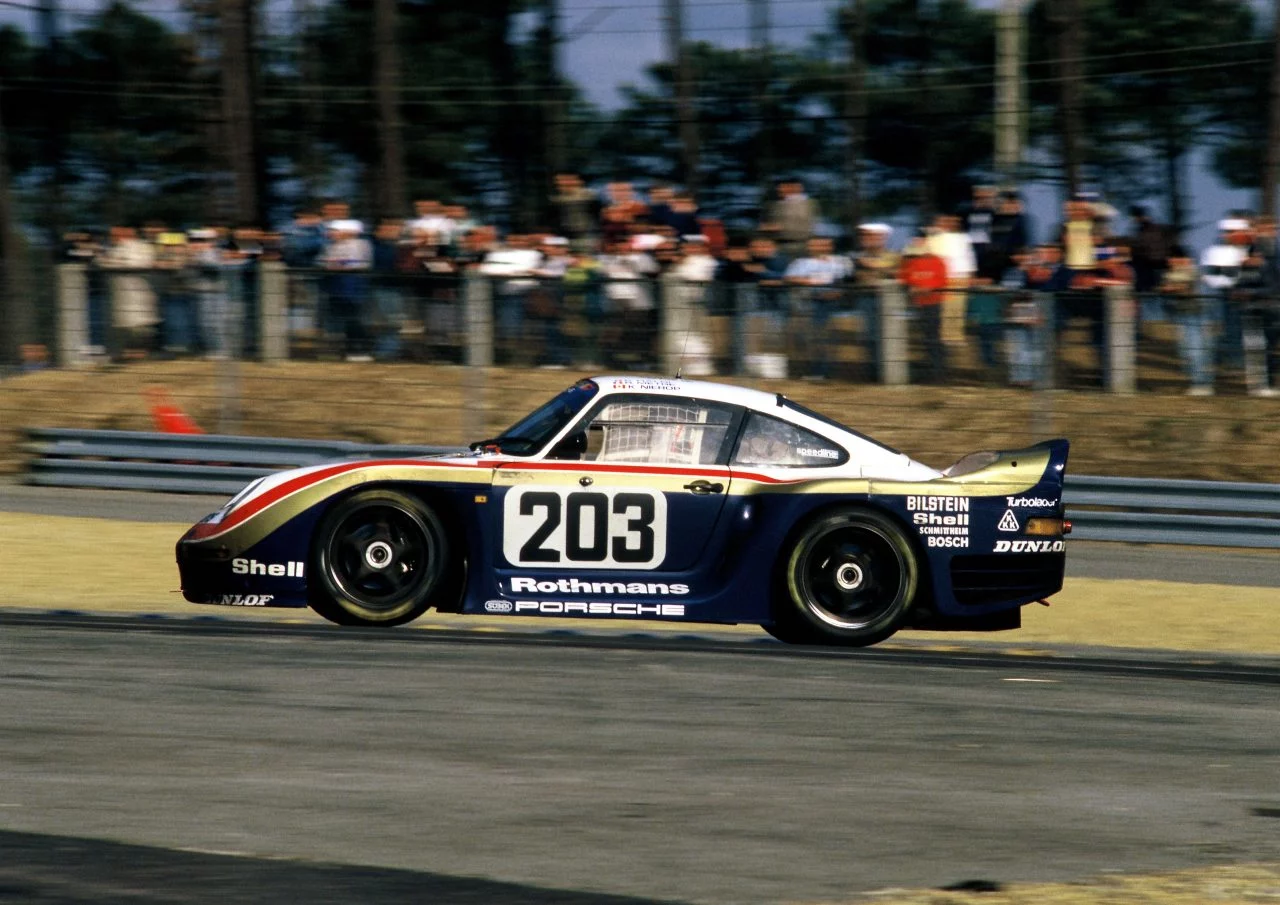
[177,377,1070,646]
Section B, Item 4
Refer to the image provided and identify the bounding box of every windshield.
[470,379,600,456]
[777,396,904,457]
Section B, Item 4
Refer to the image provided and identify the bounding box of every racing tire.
[310,489,449,627]
[773,508,918,646]
[761,621,814,644]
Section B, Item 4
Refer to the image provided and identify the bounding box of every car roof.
[591,375,786,412]
[586,375,941,480]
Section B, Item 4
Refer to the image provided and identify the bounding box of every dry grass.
[822,862,1280,904]
[2,359,1279,481]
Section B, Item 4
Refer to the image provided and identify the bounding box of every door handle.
[683,479,724,495]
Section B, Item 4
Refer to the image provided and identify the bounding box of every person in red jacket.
[899,235,950,383]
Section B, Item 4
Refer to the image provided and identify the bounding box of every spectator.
[528,236,572,367]
[784,235,852,379]
[409,199,455,246]
[966,276,1004,374]
[282,209,326,269]
[668,235,719,374]
[1129,205,1172,322]
[853,223,898,286]
[1253,215,1280,395]
[1200,217,1250,392]
[646,184,677,232]
[667,194,701,239]
[1061,197,1097,273]
[152,230,196,356]
[899,234,949,384]
[599,236,660,369]
[442,205,475,250]
[713,243,757,373]
[63,230,108,353]
[1001,248,1042,388]
[400,224,460,361]
[601,182,648,248]
[372,219,406,361]
[965,185,1000,280]
[562,241,606,366]
[187,228,227,358]
[1162,244,1208,395]
[852,222,899,378]
[99,225,158,360]
[1234,217,1278,397]
[320,219,374,361]
[925,213,977,351]
[229,226,265,357]
[456,224,497,270]
[282,209,327,342]
[480,233,543,365]
[766,179,817,262]
[989,190,1032,281]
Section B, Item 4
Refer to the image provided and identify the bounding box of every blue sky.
[557,0,841,109]
[554,0,1254,250]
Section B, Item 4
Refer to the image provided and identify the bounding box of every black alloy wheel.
[774,508,918,646]
[311,490,448,626]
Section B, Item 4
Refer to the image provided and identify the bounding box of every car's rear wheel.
[310,489,448,626]
[773,508,917,646]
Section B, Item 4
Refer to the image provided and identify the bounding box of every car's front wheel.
[772,508,918,646]
[310,489,449,626]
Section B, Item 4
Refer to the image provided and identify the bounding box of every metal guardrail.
[25,428,462,495]
[23,428,1280,549]
[1063,476,1280,548]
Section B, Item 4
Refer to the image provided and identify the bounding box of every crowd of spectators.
[58,177,1280,396]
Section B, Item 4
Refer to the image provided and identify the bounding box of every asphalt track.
[2,613,1280,905]
[3,480,1279,587]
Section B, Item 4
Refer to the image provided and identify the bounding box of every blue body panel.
[180,439,1068,627]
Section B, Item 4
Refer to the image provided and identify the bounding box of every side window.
[560,396,734,465]
[731,413,847,467]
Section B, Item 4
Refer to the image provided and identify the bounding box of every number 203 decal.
[502,487,667,570]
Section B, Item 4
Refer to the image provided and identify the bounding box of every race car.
[176,376,1070,646]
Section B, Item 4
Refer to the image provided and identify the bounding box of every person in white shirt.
[663,236,720,374]
[599,238,660,368]
[1179,218,1248,395]
[925,213,978,348]
[479,233,544,364]
[100,225,158,359]
[320,220,374,360]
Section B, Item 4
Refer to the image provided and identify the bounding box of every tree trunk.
[914,0,935,217]
[994,0,1024,185]
[39,0,65,247]
[220,0,261,226]
[373,0,406,221]
[543,0,567,184]
[1264,0,1280,219]
[666,0,699,195]
[0,81,34,367]
[484,0,530,229]
[1163,129,1185,238]
[1057,0,1085,198]
[294,0,323,208]
[751,0,772,193]
[844,0,866,235]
